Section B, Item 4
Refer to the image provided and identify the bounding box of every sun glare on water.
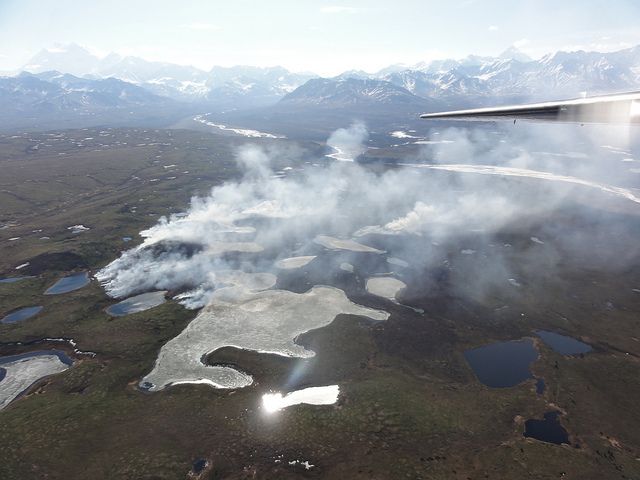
[261,385,340,414]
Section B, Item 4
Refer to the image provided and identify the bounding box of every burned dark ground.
[0,124,639,480]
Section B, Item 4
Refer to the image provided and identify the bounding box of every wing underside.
[420,92,640,124]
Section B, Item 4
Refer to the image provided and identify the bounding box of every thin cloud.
[488,25,499,31]
[181,23,221,31]
[561,41,632,53]
[320,6,357,14]
[514,38,530,48]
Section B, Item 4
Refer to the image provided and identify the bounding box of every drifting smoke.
[326,121,369,161]
[97,121,640,309]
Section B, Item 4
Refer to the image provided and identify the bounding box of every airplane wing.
[420,91,640,124]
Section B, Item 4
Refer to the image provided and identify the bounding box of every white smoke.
[96,121,640,308]
[326,121,369,161]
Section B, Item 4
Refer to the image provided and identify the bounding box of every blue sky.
[1,0,639,75]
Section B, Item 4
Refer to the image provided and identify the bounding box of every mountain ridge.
[16,43,640,106]
[3,43,640,132]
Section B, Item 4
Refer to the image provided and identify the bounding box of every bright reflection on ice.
[339,262,354,273]
[314,234,383,253]
[0,352,71,410]
[275,255,316,269]
[630,100,640,120]
[366,277,407,300]
[262,385,339,413]
[194,114,284,138]
[404,163,640,205]
[387,257,409,268]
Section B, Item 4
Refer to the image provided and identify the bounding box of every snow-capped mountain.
[269,44,632,112]
[1,71,171,113]
[99,56,208,85]
[271,77,444,125]
[499,46,532,63]
[203,66,315,107]
[22,44,103,77]
[373,46,640,102]
[280,78,425,107]
[20,45,314,106]
[0,71,185,131]
[13,43,640,113]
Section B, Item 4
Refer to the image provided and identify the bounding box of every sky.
[1,0,640,75]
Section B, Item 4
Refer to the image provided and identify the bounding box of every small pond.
[536,330,592,355]
[464,338,538,388]
[45,272,90,295]
[1,306,43,324]
[524,411,569,445]
[191,458,207,475]
[106,291,167,316]
[0,276,34,284]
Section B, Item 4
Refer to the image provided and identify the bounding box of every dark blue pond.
[464,338,538,388]
[524,411,569,445]
[536,330,592,355]
[0,276,34,284]
[44,272,90,295]
[1,306,43,324]
[0,350,73,367]
[192,458,207,474]
[536,378,546,395]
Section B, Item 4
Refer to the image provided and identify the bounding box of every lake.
[524,411,569,445]
[1,306,43,324]
[464,338,538,388]
[44,272,90,295]
[106,291,167,316]
[536,330,592,355]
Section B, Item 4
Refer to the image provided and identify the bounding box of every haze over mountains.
[20,44,316,108]
[2,43,640,131]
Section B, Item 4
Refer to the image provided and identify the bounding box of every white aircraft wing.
[420,91,640,124]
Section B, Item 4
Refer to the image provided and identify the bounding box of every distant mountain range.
[16,43,640,105]
[0,70,190,131]
[2,43,640,131]
[2,71,170,111]
[280,77,430,107]
[21,44,315,108]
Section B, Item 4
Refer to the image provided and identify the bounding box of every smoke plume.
[97,121,640,309]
